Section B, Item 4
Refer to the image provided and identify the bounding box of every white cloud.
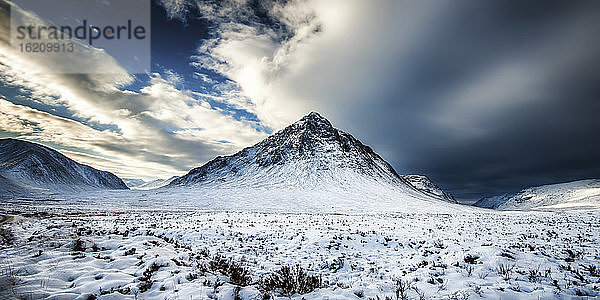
[3,0,599,191]
[189,0,600,142]
[0,0,267,180]
[157,0,190,20]
[189,0,448,129]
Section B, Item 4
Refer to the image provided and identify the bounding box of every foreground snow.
[1,201,599,299]
[0,185,471,214]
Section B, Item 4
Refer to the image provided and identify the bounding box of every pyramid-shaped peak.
[0,138,128,190]
[305,111,325,119]
[301,111,328,121]
[296,111,333,127]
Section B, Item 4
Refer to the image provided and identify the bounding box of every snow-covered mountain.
[133,176,178,190]
[169,112,458,208]
[474,179,600,210]
[170,112,404,187]
[123,178,147,188]
[0,173,34,196]
[401,175,457,203]
[472,193,514,209]
[0,138,128,192]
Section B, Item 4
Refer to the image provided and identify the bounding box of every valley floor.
[0,202,599,299]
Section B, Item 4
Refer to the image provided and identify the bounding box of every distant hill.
[0,138,128,193]
[134,176,178,190]
[401,175,457,203]
[123,178,147,188]
[473,179,600,210]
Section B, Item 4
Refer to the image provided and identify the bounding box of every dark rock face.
[0,138,128,190]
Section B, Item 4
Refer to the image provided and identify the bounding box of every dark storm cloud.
[5,0,597,196]
[171,0,600,201]
[335,1,600,201]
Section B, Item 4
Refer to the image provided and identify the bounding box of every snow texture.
[1,204,599,300]
[1,113,600,300]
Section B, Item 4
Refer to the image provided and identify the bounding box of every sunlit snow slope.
[133,176,178,190]
[474,179,600,210]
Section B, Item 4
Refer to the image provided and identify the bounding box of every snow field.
[1,207,599,299]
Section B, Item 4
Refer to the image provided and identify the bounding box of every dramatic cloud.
[0,0,266,180]
[2,0,599,199]
[179,0,600,200]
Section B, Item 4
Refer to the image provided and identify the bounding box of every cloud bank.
[2,0,599,199]
[164,0,600,199]
[0,0,266,180]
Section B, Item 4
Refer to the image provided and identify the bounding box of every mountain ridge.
[134,176,178,190]
[402,175,456,203]
[171,112,405,186]
[169,112,456,204]
[473,179,600,210]
[0,138,128,192]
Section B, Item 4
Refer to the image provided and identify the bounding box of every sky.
[1,0,600,201]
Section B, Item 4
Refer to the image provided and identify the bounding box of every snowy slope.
[474,179,600,210]
[133,176,178,190]
[168,112,458,210]
[0,174,33,196]
[170,112,406,187]
[401,175,457,203]
[472,194,515,209]
[123,178,146,188]
[0,138,128,192]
